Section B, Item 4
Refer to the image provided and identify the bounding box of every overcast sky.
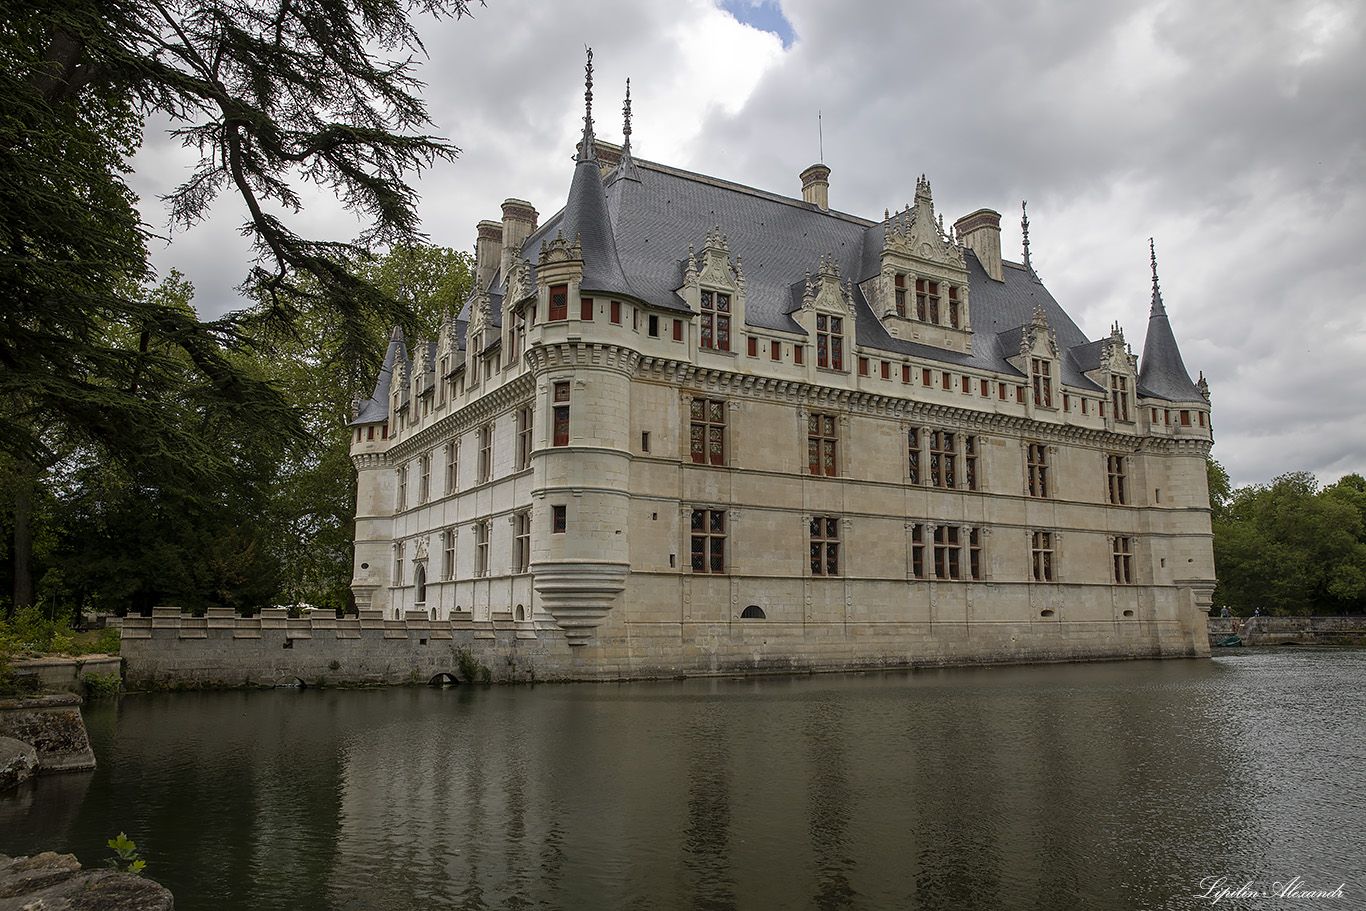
[127,0,1366,489]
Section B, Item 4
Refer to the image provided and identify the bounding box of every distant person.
[1220,607,1231,618]
[1253,608,1261,617]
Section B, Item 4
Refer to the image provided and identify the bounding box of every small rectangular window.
[1016,386,1025,403]
[690,508,726,574]
[807,412,838,477]
[549,284,568,321]
[748,336,759,357]
[1032,530,1054,582]
[1181,410,1191,426]
[794,345,804,365]
[1082,398,1089,415]
[648,314,659,337]
[980,379,989,396]
[911,524,925,579]
[553,382,570,447]
[772,340,782,361]
[1199,412,1207,427]
[942,372,951,391]
[581,297,594,320]
[611,300,621,324]
[998,382,1007,400]
[1113,536,1132,584]
[1107,454,1128,505]
[1027,443,1049,498]
[922,368,932,387]
[858,357,869,376]
[882,361,891,380]
[810,516,839,576]
[552,505,567,533]
[903,365,912,384]
[961,375,970,394]
[641,431,650,452]
[673,318,683,341]
[690,399,726,466]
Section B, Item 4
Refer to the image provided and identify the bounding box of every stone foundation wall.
[120,601,1209,688]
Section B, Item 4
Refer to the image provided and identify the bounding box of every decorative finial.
[1149,236,1159,291]
[585,47,594,126]
[577,47,597,162]
[622,77,632,143]
[1021,200,1033,272]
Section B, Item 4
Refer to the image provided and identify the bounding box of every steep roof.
[469,143,1169,396]
[1137,245,1203,403]
[352,326,406,425]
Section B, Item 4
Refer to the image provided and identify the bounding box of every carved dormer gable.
[800,252,853,316]
[1022,303,1059,360]
[390,355,409,414]
[883,178,966,269]
[468,289,493,354]
[676,227,746,355]
[1084,322,1139,423]
[536,229,585,289]
[437,311,457,360]
[504,243,530,305]
[877,176,972,352]
[792,253,855,370]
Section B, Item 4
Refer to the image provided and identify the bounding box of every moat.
[3,651,1363,910]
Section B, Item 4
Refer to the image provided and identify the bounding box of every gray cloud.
[129,0,1366,488]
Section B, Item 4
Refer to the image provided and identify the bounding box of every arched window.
[740,605,766,619]
[414,564,427,604]
[514,604,526,622]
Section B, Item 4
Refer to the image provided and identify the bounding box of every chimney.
[954,208,1003,282]
[500,198,539,283]
[475,220,503,291]
[800,164,831,211]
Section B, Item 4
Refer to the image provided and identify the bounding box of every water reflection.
[3,653,1364,910]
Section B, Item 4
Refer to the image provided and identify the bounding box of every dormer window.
[915,279,939,323]
[894,274,906,317]
[948,287,960,329]
[1110,376,1131,422]
[1032,358,1052,408]
[816,314,843,370]
[700,290,731,351]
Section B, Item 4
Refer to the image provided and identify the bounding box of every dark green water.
[3,651,1363,910]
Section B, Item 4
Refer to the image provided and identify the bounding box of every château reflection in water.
[3,652,1364,911]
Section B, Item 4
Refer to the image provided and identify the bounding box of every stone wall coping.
[0,694,83,710]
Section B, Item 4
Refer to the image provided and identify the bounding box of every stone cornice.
[389,373,536,460]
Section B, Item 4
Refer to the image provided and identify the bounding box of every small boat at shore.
[1215,635,1243,647]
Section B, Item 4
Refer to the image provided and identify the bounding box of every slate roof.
[434,138,1204,408]
[1137,276,1203,403]
[353,327,407,425]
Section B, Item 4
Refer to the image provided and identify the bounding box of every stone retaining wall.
[119,603,1208,688]
[1208,615,1366,647]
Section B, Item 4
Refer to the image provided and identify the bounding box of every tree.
[2,0,478,615]
[1212,471,1366,616]
[255,245,472,611]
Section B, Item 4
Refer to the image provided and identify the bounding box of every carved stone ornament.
[801,253,853,315]
[1022,303,1059,359]
[414,535,429,562]
[539,229,583,267]
[882,176,965,269]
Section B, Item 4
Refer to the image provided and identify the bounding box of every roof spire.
[1021,200,1033,273]
[1149,236,1164,313]
[577,46,597,163]
[610,76,641,184]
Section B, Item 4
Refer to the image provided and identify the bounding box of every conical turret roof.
[351,325,407,425]
[561,49,634,297]
[1137,241,1203,403]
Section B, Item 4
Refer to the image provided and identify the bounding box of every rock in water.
[0,851,174,910]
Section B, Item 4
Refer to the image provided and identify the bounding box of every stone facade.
[346,62,1216,680]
